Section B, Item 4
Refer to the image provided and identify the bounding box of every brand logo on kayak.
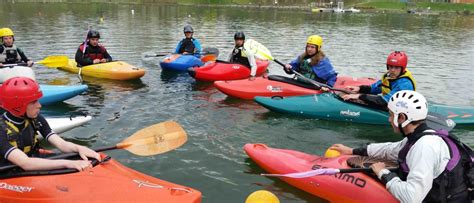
[133,180,164,189]
[340,110,360,117]
[266,85,282,92]
[311,165,366,188]
[0,182,33,193]
[232,65,240,70]
[396,101,408,109]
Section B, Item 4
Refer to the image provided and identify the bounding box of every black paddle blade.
[202,47,219,57]
[426,112,456,132]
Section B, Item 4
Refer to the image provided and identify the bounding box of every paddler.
[175,25,202,58]
[0,77,101,171]
[0,28,33,67]
[75,30,112,66]
[330,90,472,203]
[228,31,259,80]
[341,51,416,109]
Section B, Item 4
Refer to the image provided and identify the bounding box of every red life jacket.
[79,43,107,60]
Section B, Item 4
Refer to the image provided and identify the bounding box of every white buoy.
[188,14,191,17]
[131,9,135,15]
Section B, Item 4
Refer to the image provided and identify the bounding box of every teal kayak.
[39,85,88,105]
[254,93,474,125]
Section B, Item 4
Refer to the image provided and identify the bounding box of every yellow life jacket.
[1,118,40,155]
[381,69,416,95]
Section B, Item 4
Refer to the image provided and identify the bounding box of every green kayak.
[254,93,474,125]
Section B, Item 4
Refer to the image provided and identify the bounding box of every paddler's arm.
[47,134,101,161]
[102,48,113,62]
[246,49,258,77]
[75,47,93,66]
[6,149,92,171]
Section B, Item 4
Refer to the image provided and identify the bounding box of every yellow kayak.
[58,59,145,80]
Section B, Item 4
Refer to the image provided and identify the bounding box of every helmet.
[0,77,43,117]
[87,30,100,39]
[387,90,428,128]
[386,51,408,72]
[245,190,280,203]
[183,25,194,33]
[306,35,323,49]
[234,31,245,40]
[0,28,14,37]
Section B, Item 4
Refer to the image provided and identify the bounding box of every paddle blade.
[201,54,217,63]
[37,55,69,68]
[261,168,340,178]
[244,39,273,61]
[202,47,219,57]
[426,112,456,132]
[118,121,188,156]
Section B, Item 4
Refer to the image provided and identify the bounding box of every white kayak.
[0,65,35,83]
[46,115,92,134]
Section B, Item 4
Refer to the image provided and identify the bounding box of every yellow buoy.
[245,190,280,203]
[324,148,341,158]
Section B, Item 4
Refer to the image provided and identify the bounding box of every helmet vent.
[408,94,413,99]
[396,93,399,98]
[413,99,419,103]
[402,92,407,97]
[416,106,421,109]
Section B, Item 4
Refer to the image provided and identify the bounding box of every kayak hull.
[39,84,88,105]
[160,54,204,71]
[0,154,201,203]
[214,75,376,99]
[58,60,145,80]
[244,143,398,203]
[46,115,92,134]
[189,60,270,82]
[254,93,474,125]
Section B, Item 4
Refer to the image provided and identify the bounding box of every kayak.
[159,54,204,71]
[46,115,92,134]
[0,153,202,202]
[244,143,398,203]
[214,75,377,99]
[254,93,474,125]
[188,60,270,81]
[0,66,35,83]
[58,60,145,80]
[40,84,88,105]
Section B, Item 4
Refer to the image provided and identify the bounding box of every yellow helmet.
[245,190,280,203]
[306,35,323,49]
[0,28,14,37]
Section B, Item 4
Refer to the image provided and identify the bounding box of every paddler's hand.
[284,64,294,74]
[345,86,360,93]
[370,162,386,177]
[100,59,107,63]
[249,76,256,81]
[341,94,360,101]
[27,60,34,67]
[93,59,101,64]
[321,87,330,92]
[329,144,353,155]
[77,146,101,161]
[65,160,93,171]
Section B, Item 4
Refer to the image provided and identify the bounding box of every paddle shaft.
[146,51,217,57]
[339,167,397,173]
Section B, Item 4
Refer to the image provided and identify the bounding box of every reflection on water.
[1,2,473,202]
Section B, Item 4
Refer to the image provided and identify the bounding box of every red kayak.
[188,60,270,82]
[244,143,398,203]
[214,75,377,100]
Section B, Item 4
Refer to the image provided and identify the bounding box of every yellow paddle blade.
[37,55,69,68]
[117,121,188,156]
[244,39,274,61]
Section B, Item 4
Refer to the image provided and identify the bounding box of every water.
[1,3,473,202]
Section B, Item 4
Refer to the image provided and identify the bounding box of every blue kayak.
[39,84,88,105]
[159,54,203,71]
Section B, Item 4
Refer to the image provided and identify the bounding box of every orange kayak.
[0,154,201,202]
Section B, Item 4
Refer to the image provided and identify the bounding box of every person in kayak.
[174,25,202,58]
[341,51,416,109]
[283,35,337,88]
[0,28,33,67]
[0,77,101,171]
[228,31,259,80]
[75,30,113,67]
[330,90,472,203]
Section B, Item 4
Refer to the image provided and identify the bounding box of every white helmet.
[387,90,428,128]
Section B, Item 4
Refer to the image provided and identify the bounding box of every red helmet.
[386,51,408,72]
[0,77,43,117]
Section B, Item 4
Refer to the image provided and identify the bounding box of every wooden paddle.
[0,120,187,172]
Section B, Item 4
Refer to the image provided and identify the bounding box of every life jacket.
[230,46,251,68]
[398,129,473,202]
[380,69,416,95]
[178,38,196,54]
[79,43,107,61]
[296,56,329,84]
[0,44,22,64]
[0,117,40,159]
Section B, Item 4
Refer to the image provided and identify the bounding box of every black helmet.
[183,25,194,33]
[234,32,245,40]
[87,30,100,39]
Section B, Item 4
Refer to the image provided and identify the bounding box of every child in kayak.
[0,77,101,171]
[330,90,472,203]
[228,31,259,80]
[341,51,416,109]
[175,25,202,58]
[283,35,337,88]
[0,28,33,67]
[75,30,113,66]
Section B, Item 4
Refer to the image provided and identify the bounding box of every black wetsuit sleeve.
[75,47,93,66]
[103,49,112,62]
[359,94,387,109]
[16,48,29,63]
[35,115,54,140]
[359,85,372,94]
[352,147,368,156]
[0,127,16,161]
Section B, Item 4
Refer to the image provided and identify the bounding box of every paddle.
[0,120,187,172]
[78,26,92,77]
[261,167,398,178]
[0,56,69,68]
[143,47,220,58]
